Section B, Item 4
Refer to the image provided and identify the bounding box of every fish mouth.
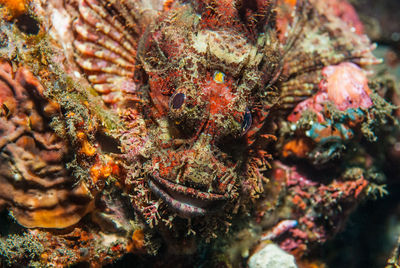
[148,172,227,218]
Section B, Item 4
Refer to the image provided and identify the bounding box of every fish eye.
[241,108,252,136]
[213,71,225,84]
[170,92,185,109]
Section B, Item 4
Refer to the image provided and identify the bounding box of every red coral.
[265,162,370,258]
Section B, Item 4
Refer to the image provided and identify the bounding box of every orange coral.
[14,183,94,228]
[282,0,297,7]
[77,131,96,156]
[292,195,307,210]
[126,229,145,253]
[0,0,30,18]
[80,139,96,156]
[163,0,175,11]
[282,138,313,158]
[90,159,120,184]
[297,259,327,268]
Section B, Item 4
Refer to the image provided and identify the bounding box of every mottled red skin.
[134,1,284,219]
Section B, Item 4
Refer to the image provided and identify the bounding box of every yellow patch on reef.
[77,131,96,156]
[12,183,94,228]
[0,0,29,18]
[213,71,225,84]
[280,0,296,7]
[127,229,146,253]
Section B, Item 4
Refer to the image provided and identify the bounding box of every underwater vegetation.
[0,0,398,267]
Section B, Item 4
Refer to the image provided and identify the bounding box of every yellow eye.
[213,71,225,84]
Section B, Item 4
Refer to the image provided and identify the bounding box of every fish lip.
[148,173,227,218]
[151,172,227,200]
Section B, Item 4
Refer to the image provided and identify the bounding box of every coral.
[261,220,299,241]
[321,62,373,111]
[254,162,373,258]
[0,61,93,229]
[21,227,132,266]
[0,0,30,19]
[282,138,313,158]
[126,229,146,253]
[280,61,394,165]
[288,62,373,122]
[311,0,365,35]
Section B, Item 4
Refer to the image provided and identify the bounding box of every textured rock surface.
[248,244,297,268]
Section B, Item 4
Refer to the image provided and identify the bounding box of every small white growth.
[100,232,120,247]
[248,244,297,268]
[394,142,400,152]
[73,71,81,78]
[13,173,22,181]
[192,30,251,65]
[51,9,71,42]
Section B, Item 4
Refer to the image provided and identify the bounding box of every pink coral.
[320,62,373,111]
[288,62,373,122]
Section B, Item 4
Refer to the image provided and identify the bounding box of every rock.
[248,244,297,268]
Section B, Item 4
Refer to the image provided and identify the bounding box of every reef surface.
[0,0,398,267]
